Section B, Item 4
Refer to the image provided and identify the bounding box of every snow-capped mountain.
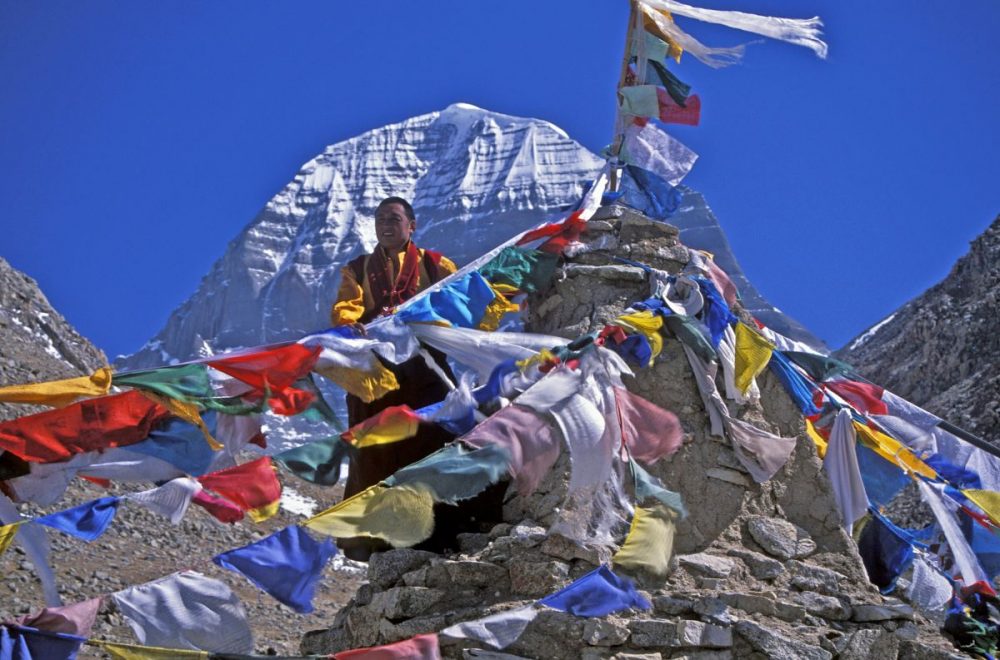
[120,103,820,369]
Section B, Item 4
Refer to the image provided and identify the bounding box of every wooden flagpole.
[609,0,639,192]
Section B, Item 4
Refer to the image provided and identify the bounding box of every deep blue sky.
[2,1,998,358]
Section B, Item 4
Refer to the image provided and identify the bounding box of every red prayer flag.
[207,344,321,415]
[196,456,281,516]
[657,89,700,126]
[334,633,441,660]
[825,380,888,416]
[0,390,172,463]
[516,210,586,255]
[614,386,684,464]
[191,489,245,524]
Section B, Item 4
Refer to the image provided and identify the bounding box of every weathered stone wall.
[302,206,962,659]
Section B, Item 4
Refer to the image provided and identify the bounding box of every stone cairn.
[302,206,964,659]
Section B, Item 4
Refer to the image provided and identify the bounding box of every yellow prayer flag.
[139,391,223,450]
[805,419,828,459]
[962,490,1000,526]
[0,522,23,557]
[734,322,774,394]
[91,640,209,659]
[516,349,555,372]
[316,362,400,404]
[853,422,937,481]
[614,310,664,362]
[613,505,676,577]
[343,407,421,449]
[305,484,435,548]
[0,367,112,408]
[642,10,683,62]
[478,284,520,332]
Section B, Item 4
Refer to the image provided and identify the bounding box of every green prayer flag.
[479,246,559,294]
[275,436,349,486]
[383,443,511,505]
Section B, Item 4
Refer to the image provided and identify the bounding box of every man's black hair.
[376,196,416,222]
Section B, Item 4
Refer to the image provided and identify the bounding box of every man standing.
[330,197,463,559]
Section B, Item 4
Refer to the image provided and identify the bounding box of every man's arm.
[331,265,366,326]
[437,256,458,277]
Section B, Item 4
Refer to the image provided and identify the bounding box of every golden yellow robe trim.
[315,362,400,404]
[852,422,937,481]
[139,391,223,451]
[734,322,774,394]
[0,367,113,408]
[91,640,209,659]
[614,310,665,361]
[613,505,676,577]
[305,483,435,548]
[0,522,23,557]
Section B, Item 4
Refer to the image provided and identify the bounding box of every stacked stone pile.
[302,207,967,659]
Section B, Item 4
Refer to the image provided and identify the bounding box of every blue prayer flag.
[858,510,916,594]
[539,565,651,617]
[127,412,219,476]
[694,277,737,347]
[619,164,682,220]
[395,272,496,329]
[855,443,909,507]
[768,351,821,416]
[1,625,86,660]
[212,525,336,614]
[34,497,120,542]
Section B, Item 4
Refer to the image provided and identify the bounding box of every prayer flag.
[539,565,651,617]
[962,490,1000,527]
[126,414,220,477]
[0,625,86,660]
[619,163,682,220]
[125,478,202,525]
[342,406,421,448]
[333,633,441,660]
[0,367,112,408]
[734,323,774,395]
[11,597,101,637]
[0,390,172,463]
[478,283,519,332]
[441,606,538,650]
[853,422,937,481]
[622,120,698,187]
[646,59,691,106]
[0,522,21,557]
[614,386,683,464]
[394,272,497,329]
[305,484,435,548]
[613,505,677,577]
[655,88,700,125]
[94,640,209,659]
[479,246,559,294]
[515,210,586,255]
[600,325,653,369]
[768,351,821,415]
[190,489,244,524]
[317,361,400,405]
[619,85,660,118]
[213,525,336,614]
[383,443,510,505]
[207,344,321,415]
[783,351,854,383]
[858,509,916,593]
[825,380,888,415]
[34,496,121,542]
[196,457,281,523]
[136,392,221,451]
[463,405,561,497]
[111,571,253,654]
[726,417,796,484]
[614,311,664,361]
[275,435,349,486]
[824,409,869,531]
[112,364,214,405]
[632,461,686,516]
[856,443,909,507]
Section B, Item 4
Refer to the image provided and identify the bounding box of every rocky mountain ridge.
[838,215,1000,440]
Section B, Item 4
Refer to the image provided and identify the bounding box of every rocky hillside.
[838,215,1000,441]
[0,257,107,422]
[302,206,961,660]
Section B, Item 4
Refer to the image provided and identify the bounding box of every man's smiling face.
[374,202,415,252]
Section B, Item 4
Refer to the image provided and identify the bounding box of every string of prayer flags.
[393,271,497,329]
[641,10,683,62]
[463,404,562,498]
[333,633,441,660]
[34,496,121,542]
[207,344,321,415]
[733,322,774,395]
[0,390,172,463]
[0,521,22,557]
[111,571,254,654]
[614,386,684,464]
[274,435,349,486]
[342,405,421,448]
[305,484,436,548]
[195,457,282,523]
[0,625,86,660]
[9,597,102,638]
[441,605,538,650]
[124,478,202,525]
[538,565,651,617]
[0,367,112,408]
[212,525,336,614]
[383,443,510,505]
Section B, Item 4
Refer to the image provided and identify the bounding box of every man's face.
[374,203,415,252]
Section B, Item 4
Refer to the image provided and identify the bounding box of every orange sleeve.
[331,265,366,326]
[438,256,458,276]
